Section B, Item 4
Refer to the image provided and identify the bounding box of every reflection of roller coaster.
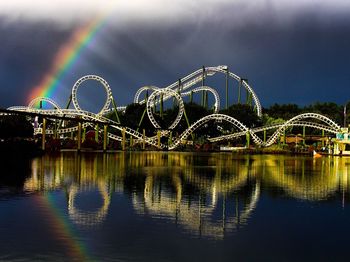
[24,153,350,236]
[4,65,341,150]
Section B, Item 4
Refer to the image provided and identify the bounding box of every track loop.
[72,75,112,115]
[146,88,184,130]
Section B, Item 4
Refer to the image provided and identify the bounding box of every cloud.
[0,0,349,27]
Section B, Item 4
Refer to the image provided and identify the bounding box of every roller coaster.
[2,65,342,150]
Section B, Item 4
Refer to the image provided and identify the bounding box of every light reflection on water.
[25,152,263,237]
[1,152,350,261]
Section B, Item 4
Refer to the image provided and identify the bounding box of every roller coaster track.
[146,88,184,129]
[209,120,340,144]
[168,114,262,150]
[2,66,343,150]
[263,113,340,147]
[134,65,261,116]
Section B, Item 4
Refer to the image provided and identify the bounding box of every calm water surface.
[1,152,350,261]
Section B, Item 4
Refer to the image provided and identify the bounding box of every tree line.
[1,101,349,139]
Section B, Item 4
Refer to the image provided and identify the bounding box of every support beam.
[82,127,86,143]
[53,120,58,139]
[103,124,108,151]
[58,94,72,129]
[130,135,133,147]
[42,118,46,151]
[160,93,164,119]
[142,129,146,150]
[169,131,172,147]
[111,98,121,124]
[122,128,126,151]
[246,132,250,148]
[322,129,325,147]
[77,121,82,151]
[95,124,99,143]
[157,130,161,149]
[136,106,148,133]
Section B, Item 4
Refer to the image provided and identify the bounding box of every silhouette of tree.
[0,115,33,139]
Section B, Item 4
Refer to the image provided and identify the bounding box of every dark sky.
[1,1,350,112]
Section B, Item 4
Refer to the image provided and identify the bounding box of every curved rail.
[72,75,113,115]
[134,65,262,116]
[146,88,184,130]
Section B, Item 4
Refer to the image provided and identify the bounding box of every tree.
[220,104,262,128]
[112,103,155,135]
[303,102,342,125]
[264,103,301,121]
[0,115,33,139]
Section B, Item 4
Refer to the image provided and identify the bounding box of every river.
[1,152,350,261]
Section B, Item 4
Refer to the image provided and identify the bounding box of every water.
[1,152,350,261]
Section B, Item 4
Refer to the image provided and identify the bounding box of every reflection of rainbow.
[27,13,110,104]
[36,193,91,261]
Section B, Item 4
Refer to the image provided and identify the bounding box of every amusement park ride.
[1,65,349,153]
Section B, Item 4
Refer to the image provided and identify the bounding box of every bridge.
[1,65,343,151]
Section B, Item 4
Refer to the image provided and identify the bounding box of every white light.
[0,0,349,25]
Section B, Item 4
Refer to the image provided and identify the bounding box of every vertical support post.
[53,121,58,139]
[344,103,347,128]
[58,94,72,129]
[246,88,249,104]
[103,124,108,151]
[122,128,126,151]
[248,93,253,106]
[183,106,194,140]
[82,127,86,143]
[130,136,133,147]
[246,132,250,148]
[136,107,148,133]
[42,118,46,151]
[204,91,208,110]
[322,129,325,147]
[263,130,266,143]
[169,131,172,147]
[111,98,121,124]
[157,130,161,149]
[303,126,306,146]
[160,93,164,119]
[95,124,99,143]
[142,129,146,150]
[77,121,82,151]
[225,68,229,109]
[283,129,286,145]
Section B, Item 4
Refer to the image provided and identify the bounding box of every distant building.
[333,128,350,156]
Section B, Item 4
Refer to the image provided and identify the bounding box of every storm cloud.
[1,1,350,111]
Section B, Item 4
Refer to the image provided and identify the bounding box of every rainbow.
[27,12,111,104]
[35,193,92,261]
